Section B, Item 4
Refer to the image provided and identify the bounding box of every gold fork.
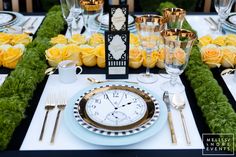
[39,93,55,141]
[50,93,66,143]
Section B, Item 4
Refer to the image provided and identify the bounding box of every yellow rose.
[201,44,222,68]
[88,33,104,47]
[2,47,23,69]
[62,44,82,66]
[156,47,165,69]
[199,35,213,47]
[0,49,3,66]
[129,47,143,69]
[212,36,226,46]
[95,44,105,68]
[80,45,97,67]
[69,34,87,45]
[220,46,236,68]
[50,34,68,45]
[11,33,32,46]
[130,33,140,46]
[0,33,13,45]
[173,48,186,65]
[45,46,63,66]
[142,50,158,68]
[225,34,236,46]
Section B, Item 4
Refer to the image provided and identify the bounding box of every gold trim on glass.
[77,86,156,131]
[161,29,196,48]
[80,0,104,12]
[135,15,166,32]
[163,8,186,29]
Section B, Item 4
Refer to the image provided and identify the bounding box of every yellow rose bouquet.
[201,44,222,68]
[88,33,104,47]
[69,34,87,45]
[94,44,105,68]
[199,35,213,47]
[129,47,143,69]
[225,34,236,46]
[0,33,13,45]
[45,46,64,66]
[173,47,186,65]
[130,33,140,46]
[1,47,23,69]
[220,46,236,68]
[11,33,32,46]
[156,46,165,69]
[79,45,97,67]
[50,34,68,45]
[212,36,226,46]
[142,50,158,68]
[62,44,83,66]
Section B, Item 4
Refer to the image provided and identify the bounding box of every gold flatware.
[163,91,177,144]
[39,95,55,141]
[50,103,66,143]
[172,93,191,145]
[87,77,138,84]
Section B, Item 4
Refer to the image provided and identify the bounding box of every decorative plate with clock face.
[73,83,160,136]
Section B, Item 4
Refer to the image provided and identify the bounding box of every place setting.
[20,2,203,151]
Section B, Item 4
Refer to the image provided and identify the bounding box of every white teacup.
[58,60,82,84]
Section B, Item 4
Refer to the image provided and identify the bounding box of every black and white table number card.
[105,31,129,79]
[109,5,128,31]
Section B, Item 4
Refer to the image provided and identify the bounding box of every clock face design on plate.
[73,84,160,136]
[85,89,147,127]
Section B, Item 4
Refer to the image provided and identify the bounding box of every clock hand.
[117,92,125,108]
[105,93,118,109]
[118,102,133,108]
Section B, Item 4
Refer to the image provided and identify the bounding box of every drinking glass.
[60,0,74,38]
[161,29,196,93]
[163,8,186,29]
[80,0,104,36]
[214,0,234,34]
[72,0,83,31]
[135,15,165,84]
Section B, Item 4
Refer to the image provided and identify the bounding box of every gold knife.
[163,91,177,144]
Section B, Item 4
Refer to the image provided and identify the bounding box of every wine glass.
[161,29,196,94]
[214,0,234,34]
[60,0,74,38]
[135,15,166,84]
[71,0,83,31]
[80,0,104,36]
[163,8,186,29]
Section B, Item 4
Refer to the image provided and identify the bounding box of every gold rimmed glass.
[163,8,186,29]
[135,15,165,84]
[161,29,196,94]
[80,0,104,36]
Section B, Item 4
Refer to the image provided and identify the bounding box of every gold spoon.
[172,93,191,145]
[87,77,138,84]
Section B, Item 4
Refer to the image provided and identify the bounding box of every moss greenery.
[0,5,65,150]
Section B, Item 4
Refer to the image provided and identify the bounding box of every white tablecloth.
[20,74,203,150]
